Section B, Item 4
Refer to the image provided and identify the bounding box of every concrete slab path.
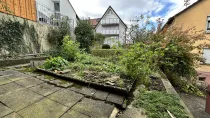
[0,70,124,118]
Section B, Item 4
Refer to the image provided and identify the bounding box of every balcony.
[101,19,119,25]
[101,30,119,35]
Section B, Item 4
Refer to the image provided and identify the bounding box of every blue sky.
[70,0,197,25]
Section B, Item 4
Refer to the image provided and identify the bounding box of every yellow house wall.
[173,0,210,53]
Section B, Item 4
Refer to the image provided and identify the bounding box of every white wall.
[36,0,78,39]
[95,7,126,46]
[60,0,77,28]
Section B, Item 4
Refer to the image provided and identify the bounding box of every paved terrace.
[0,70,125,118]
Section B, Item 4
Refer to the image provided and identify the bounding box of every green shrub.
[102,44,111,49]
[134,91,188,118]
[120,43,157,84]
[47,16,71,47]
[91,49,123,57]
[61,35,80,61]
[94,33,105,45]
[75,20,94,52]
[43,57,69,71]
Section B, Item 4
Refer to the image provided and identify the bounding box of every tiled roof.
[89,18,101,28]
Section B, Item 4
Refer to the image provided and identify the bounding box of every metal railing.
[101,30,119,35]
[36,2,74,29]
[101,19,119,25]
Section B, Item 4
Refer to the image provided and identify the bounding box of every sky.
[69,0,198,25]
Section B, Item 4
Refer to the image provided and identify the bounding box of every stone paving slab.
[18,98,68,118]
[0,82,25,96]
[47,89,84,107]
[69,86,97,96]
[72,98,114,118]
[29,83,60,96]
[0,70,20,76]
[14,78,44,88]
[0,77,14,85]
[106,93,125,105]
[61,110,90,118]
[3,112,23,118]
[0,103,13,117]
[93,90,109,101]
[0,89,43,111]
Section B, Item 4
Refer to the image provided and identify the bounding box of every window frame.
[206,15,210,33]
[54,2,60,12]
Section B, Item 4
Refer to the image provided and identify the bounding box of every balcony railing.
[101,30,119,35]
[101,19,119,25]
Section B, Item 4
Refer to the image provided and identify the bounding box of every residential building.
[94,6,127,46]
[89,18,101,29]
[163,0,210,64]
[36,0,79,38]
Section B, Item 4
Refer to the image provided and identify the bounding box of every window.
[206,16,210,32]
[54,2,60,12]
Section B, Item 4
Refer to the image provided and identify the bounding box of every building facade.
[94,6,127,46]
[36,0,79,38]
[163,0,210,64]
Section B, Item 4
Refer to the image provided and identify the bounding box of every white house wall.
[60,0,77,28]
[95,7,126,46]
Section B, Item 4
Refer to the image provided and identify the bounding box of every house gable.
[95,6,127,30]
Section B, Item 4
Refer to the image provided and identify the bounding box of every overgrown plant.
[134,90,189,118]
[47,16,71,47]
[120,43,160,85]
[43,57,69,71]
[75,20,94,52]
[0,19,25,56]
[61,35,80,61]
[94,33,105,45]
[127,14,209,96]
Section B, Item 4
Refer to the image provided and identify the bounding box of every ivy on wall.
[24,20,40,53]
[0,19,25,56]
[0,18,41,57]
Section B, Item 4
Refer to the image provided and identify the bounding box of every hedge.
[91,49,123,57]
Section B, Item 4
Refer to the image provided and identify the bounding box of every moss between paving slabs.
[134,90,189,118]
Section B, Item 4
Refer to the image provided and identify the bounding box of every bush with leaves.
[120,43,160,85]
[61,35,80,61]
[128,15,208,95]
[43,57,69,71]
[94,33,105,45]
[102,44,111,49]
[75,20,94,52]
[47,16,71,47]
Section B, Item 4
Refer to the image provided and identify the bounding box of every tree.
[75,20,94,52]
[94,33,105,45]
[184,0,190,7]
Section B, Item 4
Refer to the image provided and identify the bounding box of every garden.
[1,16,208,118]
[34,18,208,117]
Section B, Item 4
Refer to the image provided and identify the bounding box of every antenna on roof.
[184,0,190,7]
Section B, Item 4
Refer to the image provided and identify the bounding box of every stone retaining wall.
[0,57,48,68]
[0,12,52,53]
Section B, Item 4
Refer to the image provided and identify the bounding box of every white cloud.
[69,0,198,25]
